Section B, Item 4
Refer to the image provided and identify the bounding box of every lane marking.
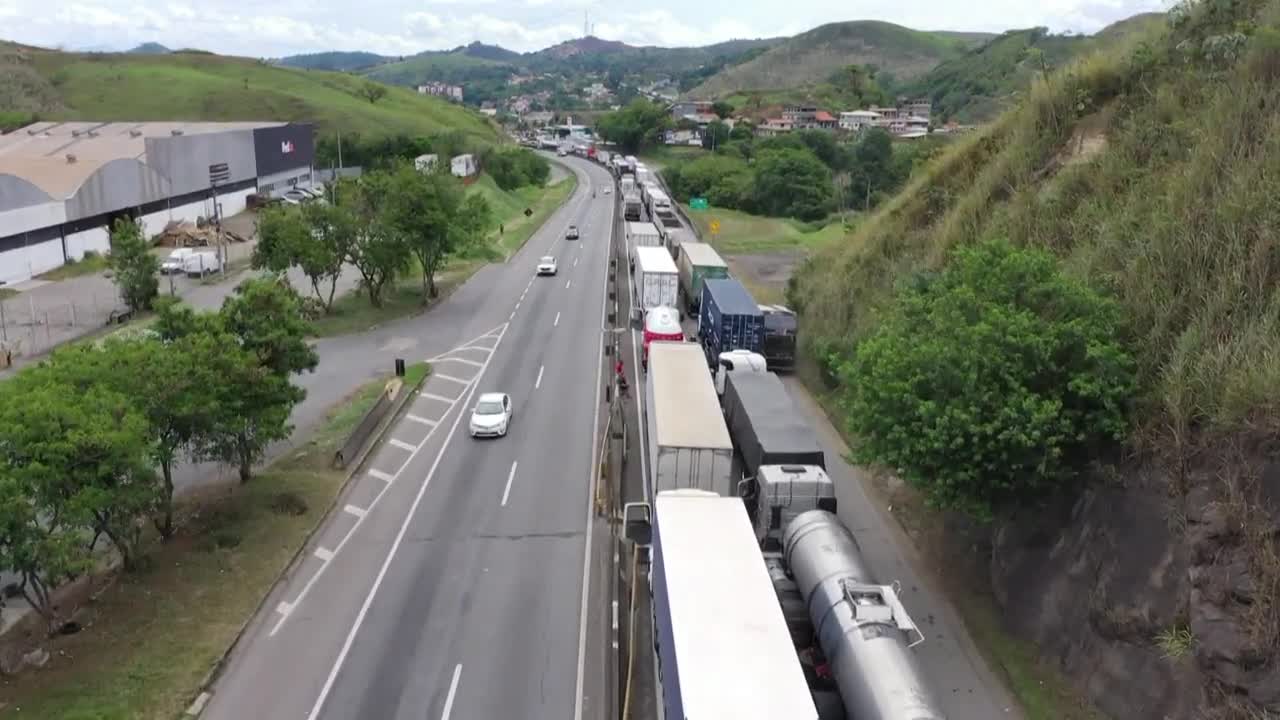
[434,373,470,385]
[368,468,394,482]
[510,311,516,320]
[536,365,544,390]
[574,257,579,267]
[575,164,613,720]
[501,461,518,507]
[554,312,561,327]
[271,325,508,638]
[421,392,457,404]
[389,438,415,452]
[314,547,334,562]
[276,601,293,616]
[406,413,438,427]
[611,600,618,631]
[434,356,483,368]
[515,302,521,310]
[343,504,366,519]
[302,321,511,717]
[565,279,572,289]
[441,664,462,720]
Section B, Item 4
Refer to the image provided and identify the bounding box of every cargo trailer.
[698,277,764,366]
[676,242,729,314]
[644,342,733,498]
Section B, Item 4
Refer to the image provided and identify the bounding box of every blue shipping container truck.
[698,278,764,366]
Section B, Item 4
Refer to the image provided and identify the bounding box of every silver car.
[469,393,513,438]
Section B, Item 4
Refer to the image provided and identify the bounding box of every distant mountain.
[536,35,634,60]
[128,42,171,54]
[363,48,515,87]
[455,41,521,63]
[690,21,986,98]
[277,51,393,72]
[905,14,1166,123]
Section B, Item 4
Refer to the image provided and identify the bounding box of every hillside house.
[451,154,477,178]
[669,100,713,120]
[839,110,882,130]
[781,105,818,127]
[414,154,438,172]
[756,117,795,136]
[812,111,838,130]
[900,98,932,121]
[417,82,463,103]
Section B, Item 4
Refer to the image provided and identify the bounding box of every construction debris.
[151,220,248,248]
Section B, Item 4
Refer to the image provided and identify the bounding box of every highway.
[202,155,616,720]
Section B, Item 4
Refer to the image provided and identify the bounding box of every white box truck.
[632,245,679,322]
[626,220,662,254]
[644,341,734,498]
[647,490,820,720]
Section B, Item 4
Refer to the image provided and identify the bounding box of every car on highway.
[469,393,513,438]
[537,256,558,275]
[565,225,579,240]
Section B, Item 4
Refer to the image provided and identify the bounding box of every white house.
[839,110,882,131]
[414,154,438,172]
[450,154,477,178]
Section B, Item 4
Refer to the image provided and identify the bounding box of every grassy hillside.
[690,21,980,97]
[906,17,1167,123]
[792,1,1280,453]
[363,49,514,86]
[277,51,393,72]
[1,46,498,141]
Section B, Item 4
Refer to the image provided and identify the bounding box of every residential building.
[480,108,498,117]
[900,98,933,121]
[756,117,795,136]
[812,111,838,130]
[781,105,818,127]
[524,111,555,126]
[414,154,438,172]
[664,129,702,146]
[416,82,464,103]
[839,110,882,130]
[450,154,477,178]
[669,100,713,121]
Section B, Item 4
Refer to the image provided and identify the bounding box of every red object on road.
[642,306,684,369]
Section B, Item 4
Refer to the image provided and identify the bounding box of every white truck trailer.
[644,341,733,497]
[626,220,662,254]
[632,245,679,322]
[648,490,820,720]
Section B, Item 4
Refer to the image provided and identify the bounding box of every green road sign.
[690,197,709,210]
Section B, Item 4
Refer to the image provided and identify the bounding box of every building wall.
[257,166,314,196]
[253,124,315,178]
[63,225,109,262]
[0,201,65,244]
[145,130,258,196]
[0,237,65,284]
[65,158,171,222]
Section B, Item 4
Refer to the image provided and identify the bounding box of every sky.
[3,0,1172,57]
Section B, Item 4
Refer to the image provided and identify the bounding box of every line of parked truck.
[608,155,945,719]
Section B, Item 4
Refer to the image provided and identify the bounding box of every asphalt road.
[202,156,616,720]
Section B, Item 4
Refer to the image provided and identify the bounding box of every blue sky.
[3,0,1171,57]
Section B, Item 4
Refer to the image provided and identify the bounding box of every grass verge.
[35,253,109,281]
[469,171,578,258]
[638,145,705,169]
[681,203,845,254]
[0,288,16,300]
[801,366,1097,720]
[0,362,427,718]
[308,259,482,338]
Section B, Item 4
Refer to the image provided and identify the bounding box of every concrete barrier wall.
[334,385,395,469]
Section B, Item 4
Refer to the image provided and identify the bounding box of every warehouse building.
[0,120,315,285]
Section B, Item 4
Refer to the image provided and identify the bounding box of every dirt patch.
[723,250,803,305]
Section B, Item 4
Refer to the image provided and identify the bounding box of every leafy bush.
[837,239,1135,519]
[481,147,550,190]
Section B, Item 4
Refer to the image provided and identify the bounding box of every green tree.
[0,475,91,626]
[220,277,318,378]
[252,205,309,276]
[345,172,412,307]
[728,122,755,142]
[751,147,834,220]
[710,101,734,119]
[358,82,388,104]
[596,99,671,153]
[107,217,159,312]
[381,166,491,300]
[837,239,1135,519]
[701,121,730,150]
[298,202,357,312]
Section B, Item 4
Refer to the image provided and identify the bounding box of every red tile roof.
[813,111,836,122]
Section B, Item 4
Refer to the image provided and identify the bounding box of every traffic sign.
[709,219,721,235]
[690,197,709,210]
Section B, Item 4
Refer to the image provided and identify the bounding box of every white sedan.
[469,393,513,438]
[537,256,558,275]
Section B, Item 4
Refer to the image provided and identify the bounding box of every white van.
[183,251,222,278]
[160,248,195,275]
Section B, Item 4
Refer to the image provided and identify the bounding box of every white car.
[603,186,611,195]
[537,256,558,276]
[469,393,512,438]
[283,189,311,204]
[160,248,194,274]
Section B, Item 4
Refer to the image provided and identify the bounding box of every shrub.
[837,238,1135,519]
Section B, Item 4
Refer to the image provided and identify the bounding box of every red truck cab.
[642,306,684,370]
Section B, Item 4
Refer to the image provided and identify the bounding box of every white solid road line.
[314,547,335,562]
[368,468,394,482]
[343,504,366,519]
[501,461,518,506]
[304,319,511,720]
[434,355,483,368]
[406,413,438,427]
[421,391,457,404]
[574,165,611,720]
[434,373,470,385]
[441,664,463,720]
[554,312,561,327]
[574,257,579,267]
[565,279,572,289]
[388,438,415,452]
[536,365,545,390]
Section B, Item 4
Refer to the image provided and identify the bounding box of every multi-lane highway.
[203,156,616,720]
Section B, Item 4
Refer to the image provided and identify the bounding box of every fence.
[0,287,126,363]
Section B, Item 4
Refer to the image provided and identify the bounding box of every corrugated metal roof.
[654,491,818,719]
[648,341,732,451]
[0,121,283,199]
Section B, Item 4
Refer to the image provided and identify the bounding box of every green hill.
[128,42,171,55]
[277,51,393,72]
[905,17,1167,123]
[690,21,984,97]
[0,44,498,141]
[363,49,514,87]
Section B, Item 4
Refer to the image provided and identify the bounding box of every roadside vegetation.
[0,361,426,718]
[789,0,1280,714]
[34,250,108,281]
